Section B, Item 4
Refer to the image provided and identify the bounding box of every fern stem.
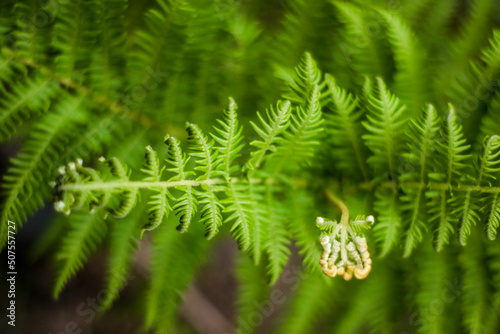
[325,189,349,226]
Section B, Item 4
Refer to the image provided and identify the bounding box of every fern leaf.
[187,122,223,238]
[247,100,292,169]
[53,211,107,298]
[140,145,169,238]
[103,157,139,219]
[281,52,325,105]
[187,123,219,179]
[478,91,500,145]
[248,182,267,264]
[164,135,198,232]
[276,274,335,334]
[400,104,440,256]
[363,77,407,175]
[485,193,500,240]
[235,254,270,334]
[288,189,322,273]
[52,0,96,80]
[379,10,428,118]
[0,50,25,88]
[89,0,127,95]
[450,0,498,69]
[460,230,495,334]
[458,135,500,245]
[212,97,245,180]
[324,73,369,179]
[144,216,209,332]
[373,189,402,256]
[223,182,253,251]
[479,135,500,240]
[364,258,405,334]
[0,75,58,141]
[427,106,471,249]
[0,96,85,249]
[334,1,391,80]
[264,184,290,285]
[13,0,53,63]
[196,186,223,239]
[414,241,458,334]
[99,208,142,311]
[267,85,324,174]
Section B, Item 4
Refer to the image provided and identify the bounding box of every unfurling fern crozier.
[317,215,374,280]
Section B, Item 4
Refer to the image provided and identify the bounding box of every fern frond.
[0,50,25,88]
[267,85,324,175]
[264,184,291,284]
[333,1,391,81]
[460,231,495,334]
[288,189,322,273]
[400,104,440,256]
[363,77,407,175]
[426,106,471,250]
[102,157,139,219]
[59,113,120,164]
[364,258,404,334]
[450,0,498,69]
[185,123,224,238]
[0,75,58,141]
[478,91,500,144]
[478,136,500,240]
[379,10,428,118]
[373,189,402,256]
[414,241,458,334]
[187,123,219,179]
[324,73,369,179]
[247,182,267,264]
[235,254,270,334]
[52,0,96,80]
[212,97,245,180]
[12,0,53,63]
[144,216,209,332]
[457,135,500,245]
[164,135,198,232]
[89,0,127,95]
[247,100,292,170]
[485,193,500,241]
[53,211,107,298]
[223,182,253,251]
[276,274,335,334]
[280,52,325,106]
[99,208,142,311]
[140,146,169,238]
[0,96,84,249]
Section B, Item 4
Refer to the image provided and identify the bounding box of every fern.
[400,104,440,256]
[4,1,500,332]
[324,73,369,179]
[164,135,198,233]
[140,145,169,237]
[0,96,85,248]
[363,77,407,175]
[0,74,58,141]
[379,9,429,118]
[53,211,107,298]
[247,100,292,170]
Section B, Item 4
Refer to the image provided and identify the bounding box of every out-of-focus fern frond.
[0,74,58,141]
[0,96,85,250]
[53,211,107,298]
